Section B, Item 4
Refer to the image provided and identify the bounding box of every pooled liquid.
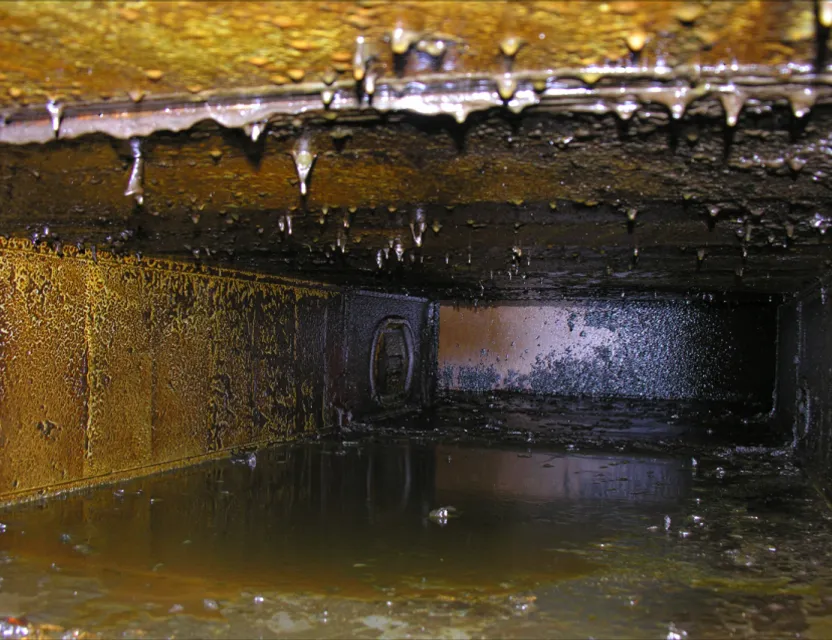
[0,398,830,638]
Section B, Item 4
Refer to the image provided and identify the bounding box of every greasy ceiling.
[0,0,830,300]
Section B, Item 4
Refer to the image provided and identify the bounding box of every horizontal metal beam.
[0,65,830,145]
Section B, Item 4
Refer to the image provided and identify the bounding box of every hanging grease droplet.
[416,38,447,58]
[615,101,639,121]
[364,71,377,96]
[353,35,368,82]
[244,121,267,143]
[789,87,815,118]
[788,156,807,173]
[496,73,517,101]
[410,208,427,247]
[124,138,144,206]
[820,0,832,28]
[719,89,745,127]
[647,85,701,121]
[391,27,420,55]
[499,36,524,58]
[46,99,63,137]
[291,139,317,197]
[625,29,647,53]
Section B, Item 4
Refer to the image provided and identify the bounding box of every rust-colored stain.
[0,238,335,504]
[0,1,814,106]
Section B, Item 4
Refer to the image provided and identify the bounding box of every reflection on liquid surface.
[0,436,830,639]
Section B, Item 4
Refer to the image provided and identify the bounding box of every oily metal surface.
[0,240,338,505]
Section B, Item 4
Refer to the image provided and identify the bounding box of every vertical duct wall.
[776,284,832,476]
[439,299,777,405]
[0,241,436,504]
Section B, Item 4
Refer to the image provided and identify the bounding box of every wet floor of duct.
[0,394,830,639]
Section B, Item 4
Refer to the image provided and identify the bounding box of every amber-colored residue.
[0,238,334,504]
[0,1,814,106]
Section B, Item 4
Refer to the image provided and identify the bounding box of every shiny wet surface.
[1,400,832,638]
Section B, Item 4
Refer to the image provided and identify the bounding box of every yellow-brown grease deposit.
[0,1,815,106]
[0,238,335,505]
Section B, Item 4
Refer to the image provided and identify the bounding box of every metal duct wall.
[439,299,777,404]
